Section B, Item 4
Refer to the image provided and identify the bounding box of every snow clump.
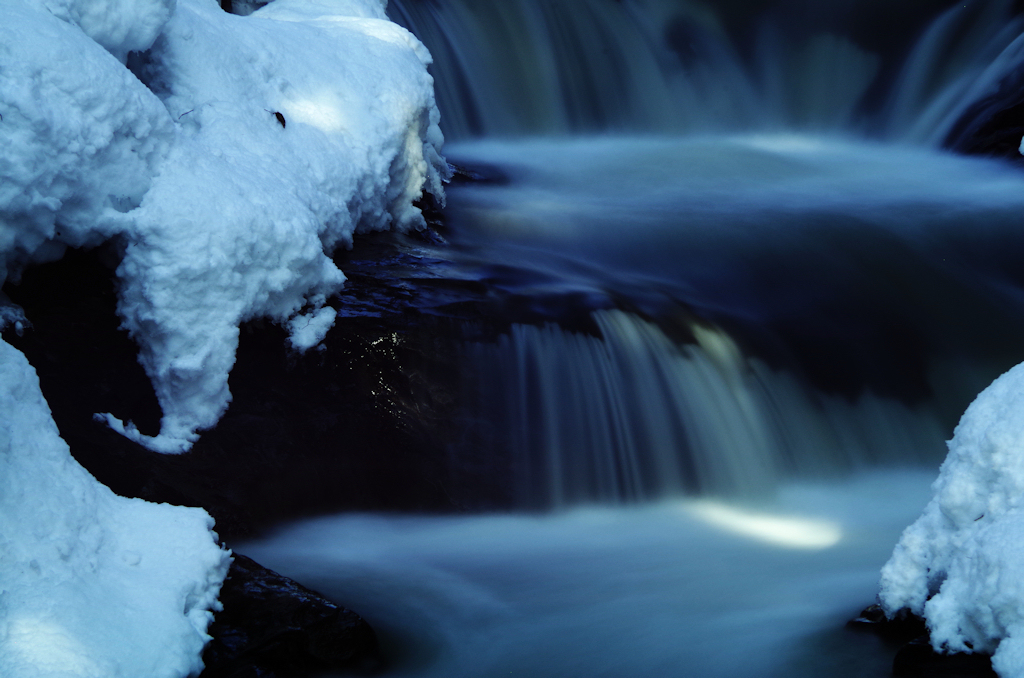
[39,0,175,60]
[880,361,1024,677]
[1,0,448,453]
[0,338,231,678]
[0,0,446,675]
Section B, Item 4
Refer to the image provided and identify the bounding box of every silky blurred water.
[251,3,1024,675]
[243,470,934,678]
[444,136,1024,315]
[442,136,1024,504]
[258,135,1024,676]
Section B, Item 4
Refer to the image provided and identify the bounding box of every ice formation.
[880,361,1024,677]
[2,0,448,453]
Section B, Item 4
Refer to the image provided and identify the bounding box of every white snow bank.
[2,0,447,452]
[39,0,175,60]
[0,0,173,287]
[107,0,446,452]
[0,0,442,673]
[0,337,231,678]
[879,361,1024,677]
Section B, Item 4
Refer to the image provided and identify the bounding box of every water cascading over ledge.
[388,0,1024,145]
[467,310,946,507]
[228,4,1024,677]
[383,0,1024,509]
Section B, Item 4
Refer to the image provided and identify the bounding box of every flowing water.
[246,1,1024,675]
[244,470,934,678]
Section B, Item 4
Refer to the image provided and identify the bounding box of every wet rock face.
[0,229,513,542]
[201,554,381,678]
[944,64,1024,164]
[847,604,928,646]
[850,605,998,678]
[892,637,999,678]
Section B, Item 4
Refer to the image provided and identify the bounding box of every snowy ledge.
[0,0,447,675]
[1,0,448,453]
[880,360,1024,678]
[0,338,231,677]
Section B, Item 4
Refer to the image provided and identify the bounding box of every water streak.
[390,0,1024,141]
[468,310,946,505]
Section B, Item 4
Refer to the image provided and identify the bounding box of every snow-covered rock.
[880,361,1024,677]
[38,0,175,60]
[106,0,447,452]
[0,0,447,674]
[0,0,174,288]
[2,0,448,452]
[0,337,231,678]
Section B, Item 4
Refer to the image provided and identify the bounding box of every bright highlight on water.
[245,472,934,678]
[684,500,843,549]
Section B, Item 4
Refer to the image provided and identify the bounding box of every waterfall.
[384,0,1024,508]
[389,0,1024,142]
[467,310,946,506]
[245,4,1024,677]
[441,131,1024,507]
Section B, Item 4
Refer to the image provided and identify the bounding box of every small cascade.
[242,4,1024,677]
[467,310,946,508]
[387,0,727,137]
[392,0,1024,510]
[388,0,1024,143]
[885,0,1024,144]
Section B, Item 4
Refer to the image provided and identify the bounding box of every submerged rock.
[850,605,998,678]
[201,554,381,678]
[893,637,998,678]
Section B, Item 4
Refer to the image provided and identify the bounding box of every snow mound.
[0,337,231,678]
[2,0,448,452]
[880,361,1024,677]
[0,0,173,287]
[107,0,446,452]
[39,0,175,60]
[0,0,442,674]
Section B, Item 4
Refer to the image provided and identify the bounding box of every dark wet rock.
[850,605,998,678]
[893,637,998,678]
[0,232,514,542]
[445,161,509,186]
[201,554,381,678]
[220,0,273,16]
[847,603,927,645]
